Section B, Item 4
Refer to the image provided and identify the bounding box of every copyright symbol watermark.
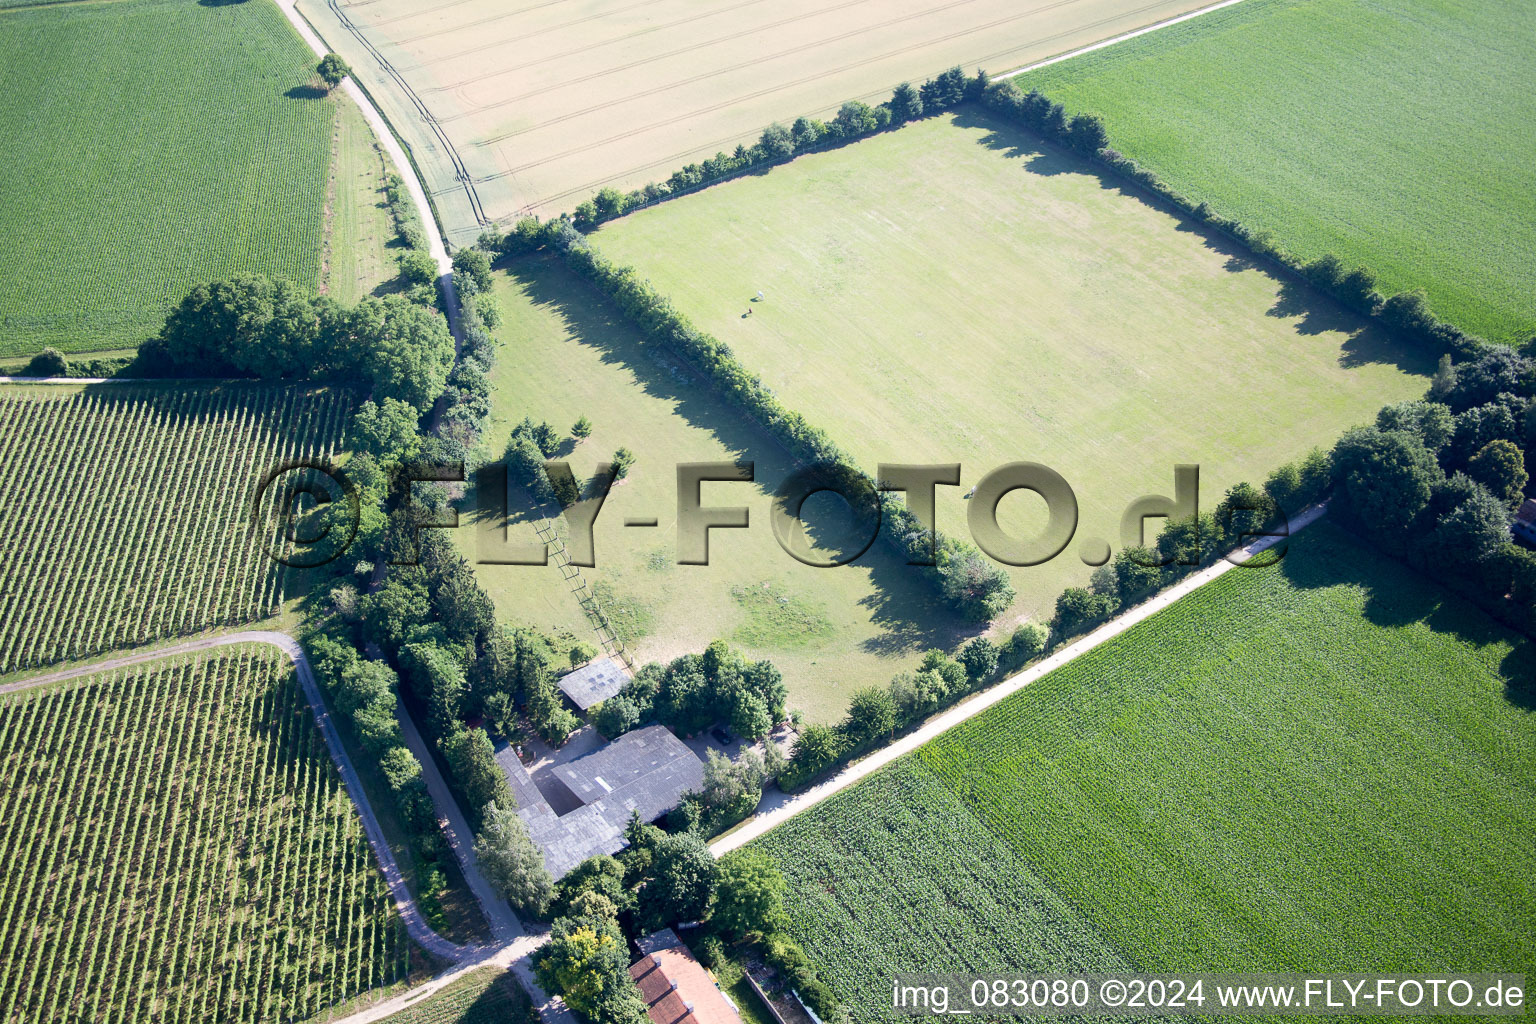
[250,459,358,568]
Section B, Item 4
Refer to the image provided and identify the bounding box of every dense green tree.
[571,415,592,440]
[1445,348,1533,411]
[1065,113,1109,154]
[1433,487,1512,564]
[889,81,923,122]
[451,247,494,291]
[1376,399,1454,452]
[440,728,507,813]
[639,831,717,929]
[782,723,842,788]
[1331,427,1441,532]
[402,641,468,735]
[317,53,350,89]
[1052,586,1117,638]
[888,668,949,725]
[758,122,794,160]
[1449,402,1521,467]
[22,347,68,377]
[351,398,422,460]
[842,686,896,747]
[937,543,1015,621]
[361,568,433,650]
[474,801,554,916]
[593,187,626,221]
[333,659,397,719]
[1468,439,1529,507]
[592,694,641,738]
[347,296,455,411]
[958,636,998,682]
[832,100,879,138]
[710,848,786,941]
[1007,622,1048,665]
[918,66,968,110]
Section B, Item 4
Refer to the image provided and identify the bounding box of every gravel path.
[712,502,1327,857]
[996,0,1253,79]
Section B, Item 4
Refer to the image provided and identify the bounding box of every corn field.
[0,644,412,1024]
[0,0,332,354]
[755,526,1536,1022]
[0,385,352,674]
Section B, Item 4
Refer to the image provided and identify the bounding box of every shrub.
[21,347,68,377]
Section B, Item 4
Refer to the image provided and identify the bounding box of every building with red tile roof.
[629,929,744,1024]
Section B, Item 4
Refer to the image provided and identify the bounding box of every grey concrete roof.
[557,657,629,710]
[498,725,705,879]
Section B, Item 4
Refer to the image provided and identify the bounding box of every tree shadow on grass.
[503,254,974,660]
[286,84,329,100]
[1278,521,1536,711]
[950,107,1431,378]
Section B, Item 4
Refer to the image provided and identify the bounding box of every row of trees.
[140,275,455,413]
[533,819,840,1024]
[488,216,1014,622]
[777,627,1045,791]
[473,67,987,234]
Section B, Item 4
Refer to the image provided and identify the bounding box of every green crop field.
[464,257,967,722]
[752,523,1536,1022]
[595,111,1429,626]
[0,645,413,1024]
[372,966,536,1024]
[1024,0,1536,344]
[0,384,352,675]
[0,0,338,355]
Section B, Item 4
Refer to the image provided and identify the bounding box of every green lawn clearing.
[1023,0,1536,344]
[752,523,1536,1022]
[595,110,1429,626]
[463,257,970,723]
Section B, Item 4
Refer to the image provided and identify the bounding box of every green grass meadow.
[1024,0,1536,344]
[462,257,969,723]
[752,523,1536,1022]
[596,111,1429,624]
[0,0,336,354]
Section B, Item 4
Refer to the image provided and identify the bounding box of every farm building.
[630,928,744,1024]
[557,656,628,711]
[498,725,704,878]
[1512,499,1536,547]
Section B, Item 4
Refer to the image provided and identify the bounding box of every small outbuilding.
[1512,499,1536,547]
[557,656,629,711]
[630,929,744,1024]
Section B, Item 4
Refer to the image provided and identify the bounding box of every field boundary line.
[995,0,1251,79]
[711,501,1327,856]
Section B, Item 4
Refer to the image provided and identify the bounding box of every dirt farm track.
[296,0,1215,244]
